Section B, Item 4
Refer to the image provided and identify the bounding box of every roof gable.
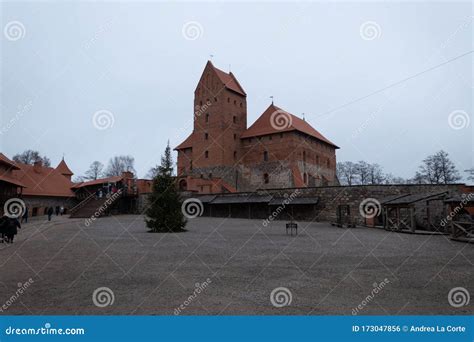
[195,61,246,97]
[241,104,339,148]
[56,158,74,176]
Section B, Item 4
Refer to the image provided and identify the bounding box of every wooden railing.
[69,192,96,216]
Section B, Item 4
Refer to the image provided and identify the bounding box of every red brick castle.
[175,61,339,194]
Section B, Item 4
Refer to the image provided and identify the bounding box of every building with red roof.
[175,61,339,194]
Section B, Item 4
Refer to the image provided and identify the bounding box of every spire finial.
[209,54,214,61]
[270,96,274,105]
[302,113,305,121]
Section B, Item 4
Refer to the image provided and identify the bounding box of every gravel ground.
[0,215,472,315]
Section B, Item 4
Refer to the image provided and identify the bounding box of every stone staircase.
[70,191,122,218]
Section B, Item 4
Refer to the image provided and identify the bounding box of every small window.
[240,102,242,108]
[200,174,203,179]
[304,173,308,184]
[214,97,218,102]
[233,100,236,105]
[263,173,269,184]
[234,151,237,160]
[206,113,209,123]
[233,134,237,140]
[327,159,330,168]
[207,98,210,103]
[200,100,203,106]
[205,133,209,140]
[227,97,230,103]
[190,160,193,170]
[209,173,212,179]
[263,151,268,162]
[303,151,306,162]
[205,151,209,158]
[233,116,237,123]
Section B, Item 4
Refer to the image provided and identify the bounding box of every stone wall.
[22,196,77,217]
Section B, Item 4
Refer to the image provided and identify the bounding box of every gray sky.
[1,1,472,182]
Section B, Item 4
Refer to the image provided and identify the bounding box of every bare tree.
[13,150,51,167]
[105,155,136,177]
[84,161,104,180]
[417,150,461,184]
[368,163,385,184]
[355,161,371,185]
[337,161,357,185]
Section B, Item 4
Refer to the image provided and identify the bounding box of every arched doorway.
[179,179,187,191]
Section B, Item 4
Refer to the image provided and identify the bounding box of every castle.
[175,61,339,194]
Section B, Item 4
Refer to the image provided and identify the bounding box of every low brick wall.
[189,184,464,228]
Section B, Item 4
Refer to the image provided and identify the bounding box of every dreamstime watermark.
[194,100,212,119]
[3,198,26,219]
[182,21,203,40]
[92,110,115,130]
[270,109,292,131]
[263,189,301,226]
[270,287,292,308]
[84,189,122,227]
[4,21,26,41]
[359,21,381,41]
[448,287,470,308]
[92,287,115,308]
[181,198,204,219]
[5,323,85,336]
[352,278,390,315]
[84,18,115,50]
[448,110,470,130]
[359,198,381,219]
[0,278,34,313]
[440,193,474,228]
[0,100,33,136]
[174,278,212,315]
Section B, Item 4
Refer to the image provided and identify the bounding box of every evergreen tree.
[145,142,186,233]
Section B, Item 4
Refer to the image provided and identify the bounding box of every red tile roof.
[12,162,75,197]
[0,173,25,187]
[72,176,123,189]
[209,61,246,96]
[55,159,74,175]
[241,104,339,148]
[175,133,195,150]
[0,153,20,170]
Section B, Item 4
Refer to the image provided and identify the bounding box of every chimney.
[33,160,42,173]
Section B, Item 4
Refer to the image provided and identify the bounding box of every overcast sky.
[1,1,472,182]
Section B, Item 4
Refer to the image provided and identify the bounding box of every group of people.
[0,215,21,244]
[96,184,120,199]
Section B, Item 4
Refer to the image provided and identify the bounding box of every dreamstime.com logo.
[270,287,292,308]
[263,189,301,226]
[92,287,115,308]
[270,109,292,131]
[448,110,470,130]
[174,278,212,315]
[85,189,122,227]
[448,287,470,308]
[182,21,203,40]
[4,21,26,41]
[359,21,381,41]
[359,198,381,219]
[92,109,115,130]
[3,198,26,219]
[0,278,34,313]
[352,278,390,315]
[4,323,85,336]
[181,198,204,219]
[440,193,474,228]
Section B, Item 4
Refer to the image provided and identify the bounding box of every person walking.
[47,207,54,221]
[5,216,21,243]
[0,214,7,243]
[60,206,64,216]
[21,206,29,224]
[55,206,60,216]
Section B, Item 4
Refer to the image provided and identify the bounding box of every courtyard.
[0,215,472,315]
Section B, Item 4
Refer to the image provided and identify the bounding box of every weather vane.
[270,96,274,104]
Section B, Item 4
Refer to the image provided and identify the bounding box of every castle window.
[303,151,306,162]
[234,134,237,140]
[240,102,242,108]
[233,100,236,105]
[205,133,209,140]
[327,158,330,168]
[263,151,268,162]
[200,174,203,179]
[316,155,319,165]
[200,100,203,106]
[209,173,212,179]
[214,97,218,102]
[190,160,193,170]
[263,173,269,184]
[234,151,237,160]
[205,151,209,158]
[303,173,308,184]
[227,97,230,103]
[233,116,237,123]
[206,113,209,123]
[207,98,210,103]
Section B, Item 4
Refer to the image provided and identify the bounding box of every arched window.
[263,151,268,162]
[233,116,237,123]
[205,151,209,158]
[263,173,269,184]
[205,133,208,140]
[205,113,209,123]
